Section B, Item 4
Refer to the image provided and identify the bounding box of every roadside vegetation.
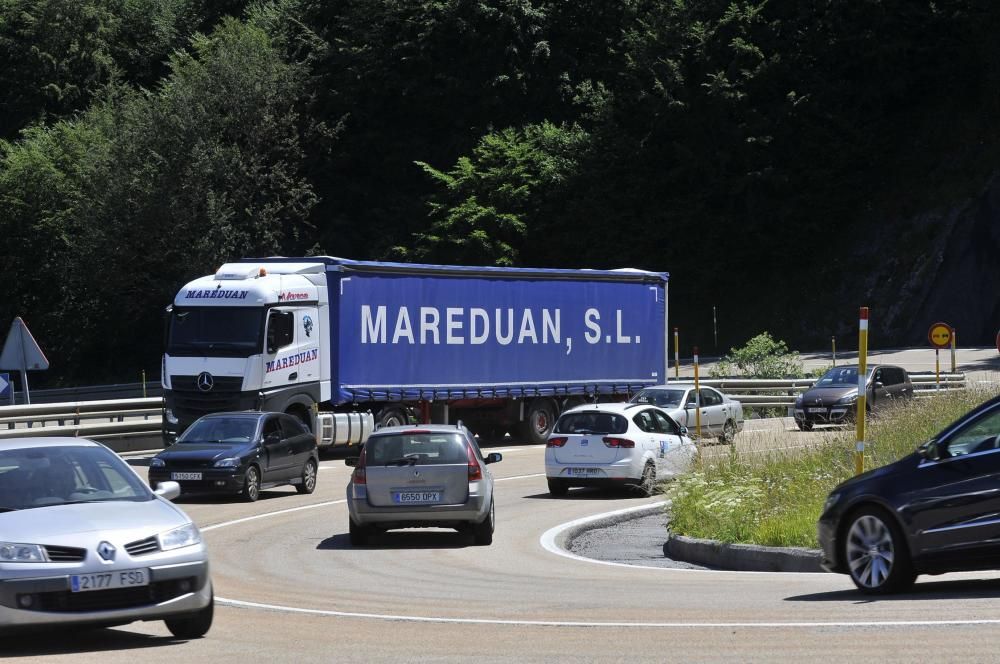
[664,387,1000,548]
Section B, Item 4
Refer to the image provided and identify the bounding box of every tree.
[710,332,804,379]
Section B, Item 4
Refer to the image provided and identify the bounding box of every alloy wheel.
[846,514,895,589]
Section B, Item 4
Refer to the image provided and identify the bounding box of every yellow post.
[693,346,702,441]
[935,348,941,390]
[951,328,957,374]
[673,328,680,379]
[141,370,147,398]
[856,307,869,475]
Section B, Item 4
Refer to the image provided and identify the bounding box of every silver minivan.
[345,424,502,546]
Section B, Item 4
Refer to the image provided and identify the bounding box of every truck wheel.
[377,406,407,429]
[519,399,556,444]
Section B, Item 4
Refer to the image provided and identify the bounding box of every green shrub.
[710,332,805,379]
[665,388,1000,547]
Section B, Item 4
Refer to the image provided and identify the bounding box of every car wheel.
[638,463,657,497]
[472,499,495,546]
[296,458,318,494]
[165,594,213,639]
[796,420,813,432]
[349,518,370,546]
[718,420,737,444]
[843,506,916,594]
[241,466,260,502]
[377,406,407,429]
[547,478,569,497]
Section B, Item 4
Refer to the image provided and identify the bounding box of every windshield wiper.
[384,456,419,467]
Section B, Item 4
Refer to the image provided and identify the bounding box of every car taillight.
[353,449,367,485]
[546,437,568,447]
[603,437,635,449]
[467,444,483,481]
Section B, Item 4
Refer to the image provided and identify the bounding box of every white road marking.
[202,500,345,532]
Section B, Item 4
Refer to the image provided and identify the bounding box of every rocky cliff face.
[854,174,1000,347]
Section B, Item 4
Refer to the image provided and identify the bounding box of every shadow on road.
[0,627,182,657]
[317,531,473,551]
[522,487,647,500]
[786,577,1000,603]
[172,489,298,505]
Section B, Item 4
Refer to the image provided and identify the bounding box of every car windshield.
[554,411,628,435]
[815,367,867,387]
[167,307,264,357]
[0,445,151,510]
[631,389,686,407]
[178,418,258,444]
[364,432,469,465]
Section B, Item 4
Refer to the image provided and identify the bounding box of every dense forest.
[2,0,999,385]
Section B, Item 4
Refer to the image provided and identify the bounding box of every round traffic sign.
[928,322,953,349]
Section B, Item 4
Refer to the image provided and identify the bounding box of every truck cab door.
[263,308,320,390]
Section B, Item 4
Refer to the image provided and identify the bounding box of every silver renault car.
[0,438,212,637]
[345,424,502,546]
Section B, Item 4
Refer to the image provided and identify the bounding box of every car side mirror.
[345,457,358,467]
[685,402,696,409]
[485,452,502,464]
[154,481,181,501]
[918,440,941,461]
[678,426,689,436]
[873,381,884,389]
[265,432,280,445]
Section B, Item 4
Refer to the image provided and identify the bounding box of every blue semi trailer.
[162,257,669,446]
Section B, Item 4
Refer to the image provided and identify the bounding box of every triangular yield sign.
[0,317,50,371]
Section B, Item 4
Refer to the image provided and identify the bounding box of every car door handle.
[289,372,298,380]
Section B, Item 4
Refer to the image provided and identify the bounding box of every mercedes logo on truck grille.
[197,372,214,392]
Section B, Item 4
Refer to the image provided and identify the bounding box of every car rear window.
[554,411,628,435]
[365,432,469,465]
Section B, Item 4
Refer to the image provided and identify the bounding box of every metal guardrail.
[695,373,967,408]
[0,373,970,439]
[0,397,163,440]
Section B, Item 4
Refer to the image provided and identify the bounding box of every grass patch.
[664,388,1000,548]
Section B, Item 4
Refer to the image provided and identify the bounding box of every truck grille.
[43,545,87,562]
[124,536,160,557]
[170,375,248,418]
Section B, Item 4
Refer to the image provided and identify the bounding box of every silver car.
[0,438,213,638]
[345,424,502,546]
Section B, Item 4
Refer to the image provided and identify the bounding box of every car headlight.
[158,523,202,551]
[213,457,240,468]
[150,457,165,468]
[838,393,858,404]
[0,543,46,563]
[822,493,841,514]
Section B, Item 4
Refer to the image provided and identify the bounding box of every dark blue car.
[818,394,1000,593]
[149,412,318,501]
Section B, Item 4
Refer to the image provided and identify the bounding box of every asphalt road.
[6,438,1000,663]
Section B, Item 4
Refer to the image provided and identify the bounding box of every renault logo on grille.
[97,541,116,562]
[197,372,214,392]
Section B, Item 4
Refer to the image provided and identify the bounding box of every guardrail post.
[693,346,702,441]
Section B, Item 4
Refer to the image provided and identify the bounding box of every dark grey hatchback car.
[818,394,1000,593]
[794,364,913,430]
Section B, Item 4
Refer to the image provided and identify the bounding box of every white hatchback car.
[544,403,696,496]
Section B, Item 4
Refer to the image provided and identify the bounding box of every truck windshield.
[167,307,264,357]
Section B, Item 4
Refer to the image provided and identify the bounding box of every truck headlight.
[158,523,202,551]
[214,457,240,468]
[0,543,46,562]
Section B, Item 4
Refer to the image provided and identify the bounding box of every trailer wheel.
[377,406,408,429]
[519,399,556,445]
